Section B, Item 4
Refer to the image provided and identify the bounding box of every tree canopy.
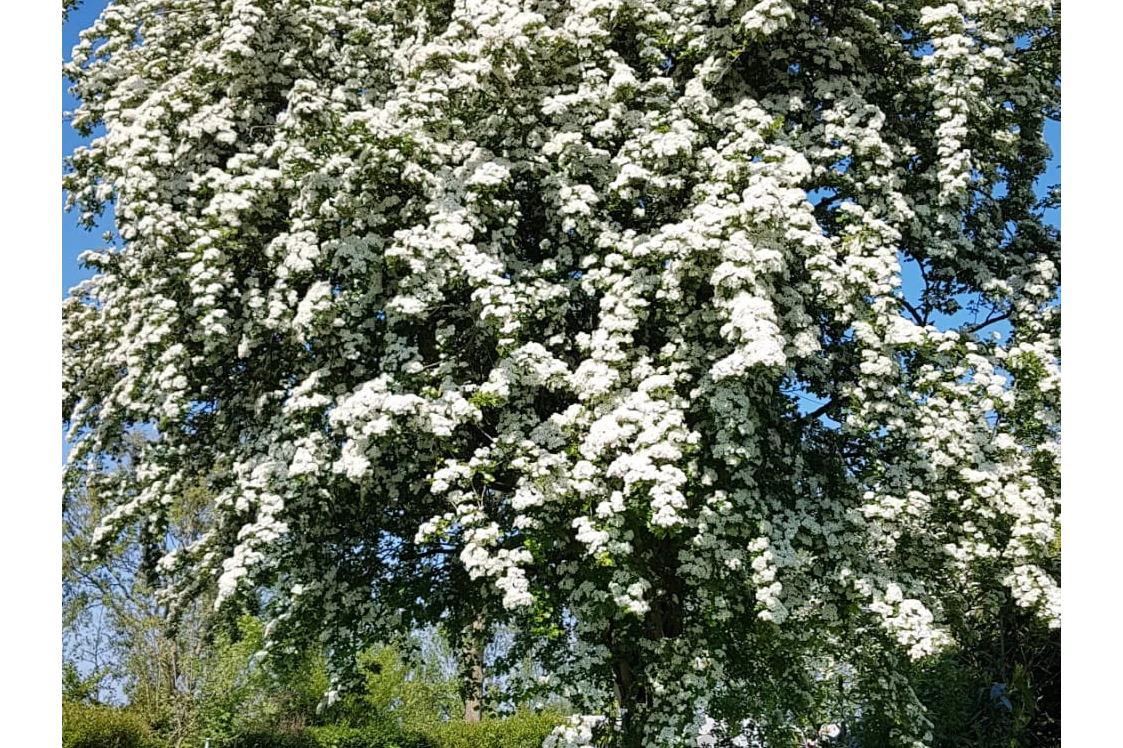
[63,1,1060,745]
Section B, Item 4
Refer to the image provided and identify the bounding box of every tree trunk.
[462,617,485,722]
[610,582,684,748]
[612,645,654,748]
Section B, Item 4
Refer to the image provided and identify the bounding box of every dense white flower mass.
[64,0,1059,745]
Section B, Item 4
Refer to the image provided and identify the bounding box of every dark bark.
[462,617,485,722]
[609,589,685,748]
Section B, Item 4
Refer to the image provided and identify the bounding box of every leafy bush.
[352,643,462,729]
[305,723,435,748]
[62,702,161,748]
[426,713,563,748]
[224,731,319,748]
[195,616,334,745]
[913,620,1060,747]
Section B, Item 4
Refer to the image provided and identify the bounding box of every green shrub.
[62,702,161,748]
[225,731,319,748]
[304,722,435,748]
[427,713,563,748]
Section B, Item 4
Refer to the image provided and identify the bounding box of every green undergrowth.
[63,702,161,748]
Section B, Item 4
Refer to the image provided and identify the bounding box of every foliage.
[63,661,104,706]
[63,702,162,748]
[304,723,435,748]
[63,433,213,745]
[353,641,463,728]
[426,712,564,748]
[63,0,83,23]
[909,597,1061,747]
[303,713,562,748]
[63,432,329,745]
[64,0,1061,745]
[224,731,320,748]
[194,615,334,744]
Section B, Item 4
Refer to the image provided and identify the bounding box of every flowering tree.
[63,0,1060,745]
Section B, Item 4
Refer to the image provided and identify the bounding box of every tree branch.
[802,397,842,424]
[898,296,926,326]
[966,311,1011,335]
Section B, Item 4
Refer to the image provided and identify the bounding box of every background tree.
[63,1,1060,746]
[63,432,213,746]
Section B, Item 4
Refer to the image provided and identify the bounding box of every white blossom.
[62,0,1060,743]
